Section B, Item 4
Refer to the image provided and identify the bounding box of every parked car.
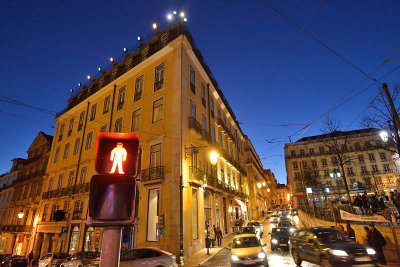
[120,248,177,267]
[60,251,100,267]
[239,226,260,239]
[270,227,290,251]
[269,215,280,224]
[230,234,268,267]
[247,221,263,237]
[290,227,377,266]
[280,212,292,221]
[265,211,274,219]
[3,255,28,267]
[277,221,295,232]
[0,254,12,266]
[39,253,70,267]
[291,208,298,216]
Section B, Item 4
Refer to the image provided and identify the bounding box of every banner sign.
[340,210,389,223]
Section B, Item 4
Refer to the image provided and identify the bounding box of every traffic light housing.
[87,132,141,227]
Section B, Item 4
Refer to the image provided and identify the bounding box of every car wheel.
[320,257,333,267]
[292,250,302,266]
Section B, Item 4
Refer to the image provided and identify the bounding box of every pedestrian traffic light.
[87,132,141,227]
[158,214,165,235]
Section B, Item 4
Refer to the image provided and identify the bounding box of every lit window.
[152,98,164,123]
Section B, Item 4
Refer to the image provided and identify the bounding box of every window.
[68,171,75,187]
[103,95,111,114]
[354,142,361,150]
[368,154,375,162]
[217,108,221,122]
[210,97,214,118]
[379,152,387,161]
[50,204,59,221]
[48,178,54,191]
[201,83,206,107]
[134,75,144,102]
[192,189,198,239]
[361,166,368,174]
[189,65,195,94]
[114,118,123,132]
[302,161,307,167]
[63,143,70,159]
[364,178,371,187]
[347,167,354,175]
[372,165,379,173]
[147,188,160,241]
[117,86,126,110]
[79,167,87,184]
[313,171,319,177]
[300,149,305,156]
[54,147,60,163]
[309,148,314,155]
[358,155,365,163]
[312,160,317,168]
[57,174,64,189]
[152,98,164,123]
[131,109,142,132]
[189,101,197,120]
[150,144,162,168]
[154,62,165,91]
[291,150,296,157]
[201,114,207,134]
[90,104,97,121]
[78,111,85,131]
[321,159,327,166]
[294,172,300,180]
[73,138,80,155]
[73,201,83,220]
[100,125,107,132]
[161,33,168,47]
[142,46,149,60]
[219,134,223,148]
[85,132,93,150]
[211,125,216,144]
[324,170,330,177]
[332,157,338,165]
[68,118,74,136]
[42,204,49,221]
[383,164,391,172]
[292,162,298,170]
[58,123,65,142]
[319,147,325,154]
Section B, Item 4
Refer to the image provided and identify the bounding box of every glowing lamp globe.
[209,151,219,165]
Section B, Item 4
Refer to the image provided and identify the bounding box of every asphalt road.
[200,215,319,267]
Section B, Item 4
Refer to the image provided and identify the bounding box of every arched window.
[72,201,83,220]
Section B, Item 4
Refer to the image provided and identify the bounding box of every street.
[200,216,318,267]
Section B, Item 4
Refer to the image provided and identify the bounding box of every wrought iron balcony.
[72,183,90,195]
[154,80,164,91]
[189,166,204,182]
[141,166,165,182]
[0,225,33,232]
[188,117,202,135]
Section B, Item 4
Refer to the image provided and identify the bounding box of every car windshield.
[279,221,292,227]
[314,229,352,243]
[232,236,261,248]
[272,228,289,235]
[85,252,101,258]
[241,227,255,234]
[53,253,69,259]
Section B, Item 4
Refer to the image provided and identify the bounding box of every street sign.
[158,214,165,235]
[61,226,69,234]
[87,132,141,227]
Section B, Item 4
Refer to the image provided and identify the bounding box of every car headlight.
[366,248,376,255]
[329,249,348,256]
[289,227,295,232]
[231,255,239,261]
[258,252,266,259]
[271,239,278,244]
[270,218,273,221]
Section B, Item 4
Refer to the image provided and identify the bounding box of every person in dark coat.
[363,226,371,246]
[378,196,386,210]
[216,226,223,247]
[369,224,386,264]
[27,251,33,263]
[362,192,368,212]
[346,223,356,241]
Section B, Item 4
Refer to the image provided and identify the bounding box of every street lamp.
[257,183,262,189]
[18,211,24,219]
[209,151,219,166]
[262,182,266,187]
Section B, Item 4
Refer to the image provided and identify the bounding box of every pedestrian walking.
[346,223,355,241]
[378,196,386,211]
[216,226,223,247]
[27,251,33,263]
[209,224,216,248]
[362,192,368,213]
[369,224,386,264]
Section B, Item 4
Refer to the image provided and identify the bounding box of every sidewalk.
[182,234,235,266]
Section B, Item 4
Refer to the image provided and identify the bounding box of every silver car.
[39,253,70,267]
[60,251,100,267]
[120,248,177,267]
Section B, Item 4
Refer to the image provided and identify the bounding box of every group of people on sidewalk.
[336,222,387,265]
[352,191,400,221]
[205,222,223,248]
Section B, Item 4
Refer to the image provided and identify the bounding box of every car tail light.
[160,249,173,256]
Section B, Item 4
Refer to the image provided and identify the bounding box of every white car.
[60,251,100,267]
[120,248,177,267]
[39,253,70,267]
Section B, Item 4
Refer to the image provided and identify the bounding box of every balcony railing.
[154,80,164,91]
[188,117,202,135]
[189,166,204,182]
[0,225,33,233]
[141,166,165,182]
[134,92,142,102]
[73,183,90,194]
[383,169,392,174]
[361,171,370,176]
[14,169,46,184]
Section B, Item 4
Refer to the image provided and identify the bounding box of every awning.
[233,198,247,211]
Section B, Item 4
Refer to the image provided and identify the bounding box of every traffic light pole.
[100,227,122,267]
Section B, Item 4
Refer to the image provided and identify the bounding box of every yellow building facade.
[35,22,253,260]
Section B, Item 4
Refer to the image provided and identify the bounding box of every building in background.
[36,22,259,260]
[285,128,398,208]
[0,132,52,257]
[276,183,291,209]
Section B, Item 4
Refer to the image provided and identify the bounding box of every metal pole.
[389,221,400,263]
[100,227,122,267]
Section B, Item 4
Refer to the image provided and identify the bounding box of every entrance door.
[223,198,227,234]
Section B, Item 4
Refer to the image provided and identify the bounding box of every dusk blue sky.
[1,0,399,184]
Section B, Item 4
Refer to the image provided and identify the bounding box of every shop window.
[192,189,198,239]
[69,226,80,254]
[147,189,159,241]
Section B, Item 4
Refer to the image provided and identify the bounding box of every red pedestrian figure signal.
[109,142,127,174]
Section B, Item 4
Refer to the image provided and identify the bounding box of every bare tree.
[322,118,355,213]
